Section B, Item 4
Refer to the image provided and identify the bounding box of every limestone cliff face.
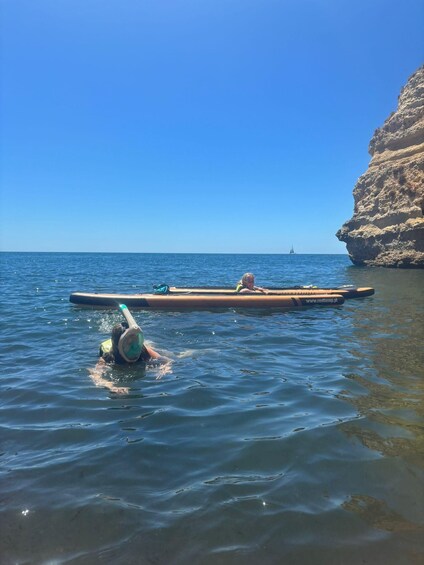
[337,65,424,268]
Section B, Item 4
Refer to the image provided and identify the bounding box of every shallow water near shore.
[1,252,423,564]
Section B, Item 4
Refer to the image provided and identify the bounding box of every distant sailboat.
[289,245,295,254]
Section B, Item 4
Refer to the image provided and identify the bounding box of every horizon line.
[0,250,349,255]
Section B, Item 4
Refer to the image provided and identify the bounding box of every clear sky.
[1,0,423,253]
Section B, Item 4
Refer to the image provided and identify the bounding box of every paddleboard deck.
[167,286,374,299]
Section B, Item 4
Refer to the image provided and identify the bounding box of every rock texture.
[337,65,424,268]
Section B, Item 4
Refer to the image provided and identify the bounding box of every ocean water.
[1,252,423,565]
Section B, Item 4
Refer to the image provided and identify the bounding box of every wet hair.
[99,324,126,364]
[111,322,128,347]
[241,273,255,287]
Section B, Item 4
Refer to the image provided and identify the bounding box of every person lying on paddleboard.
[88,304,172,394]
[235,273,268,294]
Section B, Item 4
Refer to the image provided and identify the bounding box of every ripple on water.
[1,253,423,564]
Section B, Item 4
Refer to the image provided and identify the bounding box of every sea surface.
[1,252,423,564]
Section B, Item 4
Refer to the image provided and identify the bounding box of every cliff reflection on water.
[338,267,424,537]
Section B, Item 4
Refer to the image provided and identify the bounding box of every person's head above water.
[109,305,145,363]
[109,322,145,363]
[240,273,255,289]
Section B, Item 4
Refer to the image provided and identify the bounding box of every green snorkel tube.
[117,304,144,363]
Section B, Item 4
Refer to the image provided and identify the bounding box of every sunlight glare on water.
[0,252,423,564]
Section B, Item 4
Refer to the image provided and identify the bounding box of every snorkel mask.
[117,304,144,363]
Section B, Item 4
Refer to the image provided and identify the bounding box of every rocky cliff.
[336,65,424,268]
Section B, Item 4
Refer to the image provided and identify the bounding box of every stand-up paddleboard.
[166,285,374,299]
[70,291,344,310]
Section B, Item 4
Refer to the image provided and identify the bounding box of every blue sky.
[1,0,423,253]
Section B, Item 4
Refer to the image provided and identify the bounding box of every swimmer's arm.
[145,345,173,379]
[254,286,269,293]
[145,345,161,359]
[88,358,129,394]
[239,287,268,294]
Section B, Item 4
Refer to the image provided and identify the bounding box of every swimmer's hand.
[145,345,173,380]
[88,360,129,395]
[256,286,268,294]
[109,385,130,394]
[155,359,173,380]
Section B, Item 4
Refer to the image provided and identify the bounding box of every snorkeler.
[88,304,172,394]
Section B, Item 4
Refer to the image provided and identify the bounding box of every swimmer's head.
[111,322,144,363]
[241,273,255,287]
